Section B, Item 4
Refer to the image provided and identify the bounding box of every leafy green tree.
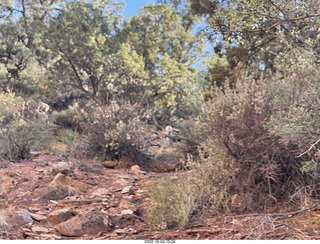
[191,0,320,73]
[41,1,204,115]
[40,0,126,105]
[0,0,59,91]
[120,3,204,111]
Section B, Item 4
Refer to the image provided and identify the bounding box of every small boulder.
[120,209,134,215]
[44,208,73,226]
[118,195,135,210]
[28,151,41,158]
[50,172,81,188]
[51,161,72,175]
[91,188,110,197]
[4,210,32,227]
[55,212,110,237]
[121,186,133,194]
[31,225,50,234]
[40,185,75,201]
[101,161,118,169]
[117,156,135,170]
[17,209,34,225]
[130,165,147,175]
[30,212,47,222]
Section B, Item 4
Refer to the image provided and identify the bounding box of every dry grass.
[0,209,10,236]
[146,176,195,230]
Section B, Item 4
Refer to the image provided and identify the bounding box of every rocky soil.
[1,151,320,240]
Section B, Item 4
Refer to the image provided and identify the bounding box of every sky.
[122,0,157,18]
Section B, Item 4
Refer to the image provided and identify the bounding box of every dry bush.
[193,74,320,213]
[72,101,154,167]
[146,176,195,230]
[0,209,10,237]
[50,104,82,133]
[0,92,52,160]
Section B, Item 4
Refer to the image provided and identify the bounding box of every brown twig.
[225,200,320,220]
[296,138,320,158]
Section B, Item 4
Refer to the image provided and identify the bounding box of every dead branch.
[225,200,320,220]
[296,138,320,158]
[165,134,188,141]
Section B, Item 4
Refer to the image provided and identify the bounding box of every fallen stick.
[225,200,320,220]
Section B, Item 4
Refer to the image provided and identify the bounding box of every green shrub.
[0,209,10,237]
[51,105,81,132]
[188,68,320,213]
[0,91,52,160]
[146,176,195,230]
[72,101,154,166]
[57,129,76,149]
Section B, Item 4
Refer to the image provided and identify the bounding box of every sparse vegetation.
[0,210,10,237]
[1,0,320,239]
[0,92,52,160]
[72,102,154,166]
[147,176,195,229]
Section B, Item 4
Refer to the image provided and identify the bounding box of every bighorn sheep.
[25,100,50,121]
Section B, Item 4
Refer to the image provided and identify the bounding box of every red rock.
[118,195,135,210]
[28,207,41,213]
[31,225,50,234]
[73,171,86,180]
[107,207,119,215]
[30,212,47,222]
[44,208,73,226]
[101,161,118,169]
[55,212,110,237]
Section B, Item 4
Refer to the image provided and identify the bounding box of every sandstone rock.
[33,159,48,166]
[114,228,137,234]
[118,195,135,210]
[17,209,34,224]
[28,207,41,213]
[24,232,38,237]
[28,151,41,158]
[51,161,72,175]
[39,234,62,240]
[114,229,127,234]
[44,208,73,226]
[117,156,135,170]
[30,212,47,222]
[121,186,133,194]
[4,210,32,227]
[40,185,75,201]
[73,171,86,180]
[57,199,94,207]
[130,165,147,175]
[151,162,179,173]
[55,212,110,237]
[32,225,50,234]
[91,188,110,197]
[101,161,118,169]
[120,209,134,215]
[50,172,81,188]
[107,207,119,215]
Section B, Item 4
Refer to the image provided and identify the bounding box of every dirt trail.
[1,153,320,240]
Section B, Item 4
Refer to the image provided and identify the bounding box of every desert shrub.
[57,129,76,149]
[191,70,320,213]
[0,91,52,160]
[51,105,81,132]
[0,209,10,237]
[146,176,195,230]
[72,101,154,166]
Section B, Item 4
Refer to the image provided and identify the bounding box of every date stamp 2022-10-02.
[144,240,176,244]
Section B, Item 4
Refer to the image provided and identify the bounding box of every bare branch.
[296,138,320,158]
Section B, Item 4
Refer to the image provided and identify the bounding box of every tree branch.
[249,13,320,33]
[296,138,320,158]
